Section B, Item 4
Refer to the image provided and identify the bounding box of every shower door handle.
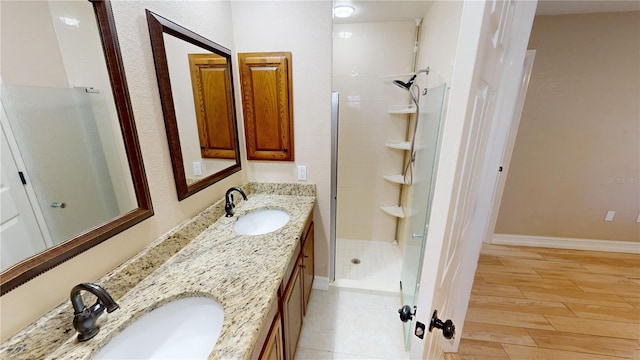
[51,202,67,209]
[412,233,424,239]
[398,305,416,322]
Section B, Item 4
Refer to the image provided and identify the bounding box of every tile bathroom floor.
[335,239,402,284]
[295,287,408,360]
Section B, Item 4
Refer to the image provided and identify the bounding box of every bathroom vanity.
[250,211,313,360]
[0,182,315,360]
[250,210,313,360]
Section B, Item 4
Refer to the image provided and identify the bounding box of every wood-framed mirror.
[146,10,241,200]
[0,0,153,294]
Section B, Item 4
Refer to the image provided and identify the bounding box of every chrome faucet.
[70,283,119,342]
[225,187,247,217]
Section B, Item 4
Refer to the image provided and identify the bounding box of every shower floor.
[335,238,402,293]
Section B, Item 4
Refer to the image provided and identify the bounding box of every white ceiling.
[332,1,435,24]
[333,0,640,24]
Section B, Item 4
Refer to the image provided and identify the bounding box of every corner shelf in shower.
[378,79,419,220]
[383,174,409,185]
[380,205,405,219]
[385,140,411,150]
[388,104,416,114]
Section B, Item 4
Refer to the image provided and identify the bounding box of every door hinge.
[18,171,27,185]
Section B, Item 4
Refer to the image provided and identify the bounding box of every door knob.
[398,305,416,322]
[430,310,455,339]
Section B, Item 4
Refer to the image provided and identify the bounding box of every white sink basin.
[233,208,290,235]
[94,297,224,360]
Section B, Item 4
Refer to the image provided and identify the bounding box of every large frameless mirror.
[0,0,153,294]
[146,10,241,200]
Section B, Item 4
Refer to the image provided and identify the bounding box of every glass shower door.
[399,83,447,350]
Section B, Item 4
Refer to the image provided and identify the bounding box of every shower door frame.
[329,91,339,282]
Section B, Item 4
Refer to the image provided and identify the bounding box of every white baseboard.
[312,276,329,290]
[492,234,640,254]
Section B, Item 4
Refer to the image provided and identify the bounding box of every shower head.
[393,74,417,91]
[393,68,429,91]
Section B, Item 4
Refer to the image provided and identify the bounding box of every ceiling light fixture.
[333,5,355,18]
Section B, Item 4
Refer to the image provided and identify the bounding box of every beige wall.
[495,11,640,241]
[230,1,333,277]
[0,0,246,341]
[333,21,415,242]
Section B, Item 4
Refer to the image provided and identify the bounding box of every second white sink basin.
[233,209,290,235]
[94,297,224,360]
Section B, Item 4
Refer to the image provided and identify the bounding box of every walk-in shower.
[331,18,428,292]
[330,3,450,354]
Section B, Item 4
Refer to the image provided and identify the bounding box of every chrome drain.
[351,258,361,265]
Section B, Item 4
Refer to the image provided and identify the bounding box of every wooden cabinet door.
[188,54,236,159]
[302,222,314,314]
[238,52,294,161]
[261,315,284,360]
[282,256,303,360]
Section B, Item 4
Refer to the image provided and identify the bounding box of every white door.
[484,49,536,244]
[409,1,537,358]
[0,124,48,271]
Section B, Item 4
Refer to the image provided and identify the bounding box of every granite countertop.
[0,182,316,360]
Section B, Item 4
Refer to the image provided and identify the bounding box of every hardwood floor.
[457,244,640,359]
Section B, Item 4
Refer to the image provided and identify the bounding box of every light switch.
[297,165,307,181]
[604,210,615,222]
[193,161,202,176]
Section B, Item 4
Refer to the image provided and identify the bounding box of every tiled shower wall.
[333,21,416,242]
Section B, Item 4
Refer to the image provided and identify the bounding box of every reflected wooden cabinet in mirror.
[0,0,153,295]
[146,10,241,200]
[188,54,237,160]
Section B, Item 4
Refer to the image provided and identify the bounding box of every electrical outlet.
[297,165,307,181]
[604,210,615,222]
[193,161,202,176]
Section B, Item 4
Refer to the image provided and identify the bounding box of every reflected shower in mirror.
[0,0,152,293]
[146,10,241,200]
